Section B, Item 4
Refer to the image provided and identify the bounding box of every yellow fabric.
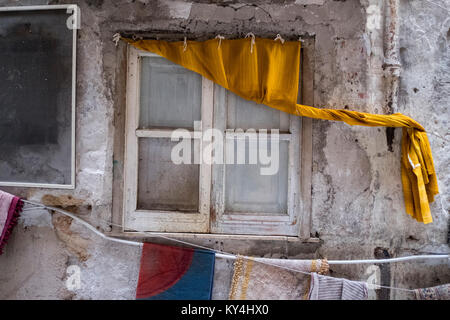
[124,37,439,224]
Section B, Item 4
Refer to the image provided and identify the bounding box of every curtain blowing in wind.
[122,36,439,224]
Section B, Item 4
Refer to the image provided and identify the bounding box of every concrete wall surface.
[0,0,448,300]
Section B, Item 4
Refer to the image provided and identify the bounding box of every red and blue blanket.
[136,242,215,300]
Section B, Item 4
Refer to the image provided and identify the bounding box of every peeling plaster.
[164,0,193,19]
[0,0,448,300]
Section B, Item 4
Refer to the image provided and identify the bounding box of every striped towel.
[229,257,329,300]
[308,272,368,300]
[0,190,23,255]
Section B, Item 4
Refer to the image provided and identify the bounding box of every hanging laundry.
[229,256,329,300]
[0,190,23,255]
[308,272,368,300]
[414,284,450,300]
[136,243,215,300]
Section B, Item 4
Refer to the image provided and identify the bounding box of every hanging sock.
[136,243,215,300]
[0,190,23,255]
[308,272,368,300]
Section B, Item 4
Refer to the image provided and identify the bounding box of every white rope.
[245,32,256,53]
[21,200,142,248]
[215,253,450,264]
[274,34,285,44]
[326,255,449,264]
[428,131,449,142]
[215,35,225,49]
[20,200,449,294]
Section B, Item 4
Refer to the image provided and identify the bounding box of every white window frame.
[122,42,314,238]
[210,85,302,236]
[123,47,213,233]
[0,5,78,189]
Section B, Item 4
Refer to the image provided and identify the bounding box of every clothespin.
[245,32,256,53]
[298,36,305,43]
[274,34,285,44]
[215,34,225,49]
[183,36,188,52]
[319,258,329,275]
[112,33,121,47]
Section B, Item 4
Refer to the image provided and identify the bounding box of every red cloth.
[0,190,23,255]
[136,243,194,299]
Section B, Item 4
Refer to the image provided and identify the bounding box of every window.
[210,86,301,236]
[124,50,212,233]
[123,44,312,237]
[0,5,78,189]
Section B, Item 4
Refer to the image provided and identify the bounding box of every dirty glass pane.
[139,56,202,129]
[225,138,289,214]
[137,138,199,212]
[0,9,74,185]
[227,90,290,131]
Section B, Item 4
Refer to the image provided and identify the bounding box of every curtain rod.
[117,31,314,42]
[21,200,449,266]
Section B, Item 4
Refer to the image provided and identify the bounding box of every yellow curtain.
[123,36,439,224]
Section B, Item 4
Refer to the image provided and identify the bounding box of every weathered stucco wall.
[0,0,448,300]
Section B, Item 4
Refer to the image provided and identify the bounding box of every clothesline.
[18,200,414,293]
[22,200,140,247]
[22,205,449,293]
[21,200,449,294]
[21,200,449,265]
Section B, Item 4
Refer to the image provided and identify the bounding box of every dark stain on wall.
[374,247,391,300]
[386,127,395,152]
[86,0,103,9]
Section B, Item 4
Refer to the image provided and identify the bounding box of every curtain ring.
[274,34,285,44]
[245,32,256,53]
[215,34,225,49]
[183,36,187,52]
[113,33,121,47]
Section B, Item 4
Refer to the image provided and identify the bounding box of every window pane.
[225,138,289,214]
[227,91,289,131]
[139,56,201,129]
[137,138,199,212]
[0,9,74,185]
